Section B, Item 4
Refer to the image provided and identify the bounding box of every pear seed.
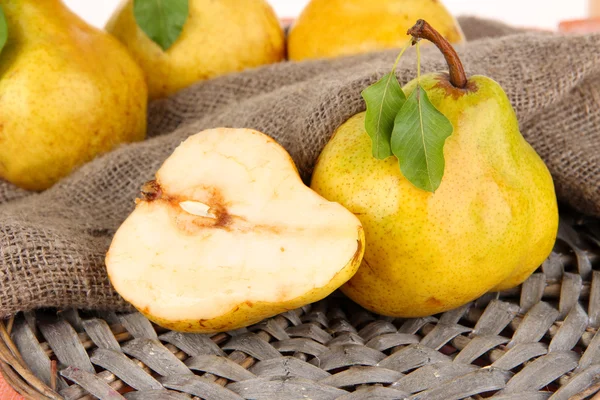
[179,201,216,219]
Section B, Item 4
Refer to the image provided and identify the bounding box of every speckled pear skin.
[310,72,559,318]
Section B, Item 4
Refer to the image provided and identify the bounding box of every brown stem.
[407,19,467,89]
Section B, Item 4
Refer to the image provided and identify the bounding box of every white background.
[64,0,589,31]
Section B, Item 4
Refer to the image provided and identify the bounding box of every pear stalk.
[408,19,467,89]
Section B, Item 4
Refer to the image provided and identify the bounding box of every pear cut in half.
[106,128,365,333]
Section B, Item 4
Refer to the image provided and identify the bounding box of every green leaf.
[133,0,189,51]
[361,72,407,159]
[0,5,8,55]
[391,85,453,192]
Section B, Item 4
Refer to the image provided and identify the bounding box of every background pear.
[287,0,464,61]
[0,0,147,191]
[106,0,286,100]
[310,22,558,318]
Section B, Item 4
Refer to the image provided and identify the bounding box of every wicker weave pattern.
[1,211,599,400]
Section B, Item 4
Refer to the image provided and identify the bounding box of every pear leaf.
[391,85,453,192]
[133,0,189,51]
[361,72,407,159]
[0,5,7,55]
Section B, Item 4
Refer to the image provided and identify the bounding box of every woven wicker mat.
[0,206,598,400]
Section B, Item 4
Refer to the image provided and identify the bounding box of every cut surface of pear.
[106,128,364,333]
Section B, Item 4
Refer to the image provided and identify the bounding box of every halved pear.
[106,128,364,333]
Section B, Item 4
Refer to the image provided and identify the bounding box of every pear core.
[106,128,364,332]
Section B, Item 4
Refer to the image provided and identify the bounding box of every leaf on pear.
[0,5,7,55]
[391,85,453,193]
[361,72,407,159]
[133,0,189,51]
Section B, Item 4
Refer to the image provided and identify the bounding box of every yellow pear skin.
[311,73,559,318]
[288,0,465,61]
[0,0,147,191]
[106,0,286,100]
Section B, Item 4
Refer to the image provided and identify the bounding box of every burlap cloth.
[0,17,599,318]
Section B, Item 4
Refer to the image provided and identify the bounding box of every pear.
[310,21,558,318]
[287,0,464,61]
[106,0,286,100]
[0,0,147,191]
[106,128,365,333]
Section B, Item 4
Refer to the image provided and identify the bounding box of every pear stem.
[407,19,467,89]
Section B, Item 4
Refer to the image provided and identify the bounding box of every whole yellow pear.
[106,0,286,100]
[0,0,147,191]
[310,22,558,318]
[288,0,465,61]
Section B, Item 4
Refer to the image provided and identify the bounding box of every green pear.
[0,0,147,191]
[310,21,558,318]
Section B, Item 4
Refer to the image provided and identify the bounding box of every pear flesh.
[106,128,364,333]
[311,73,559,318]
